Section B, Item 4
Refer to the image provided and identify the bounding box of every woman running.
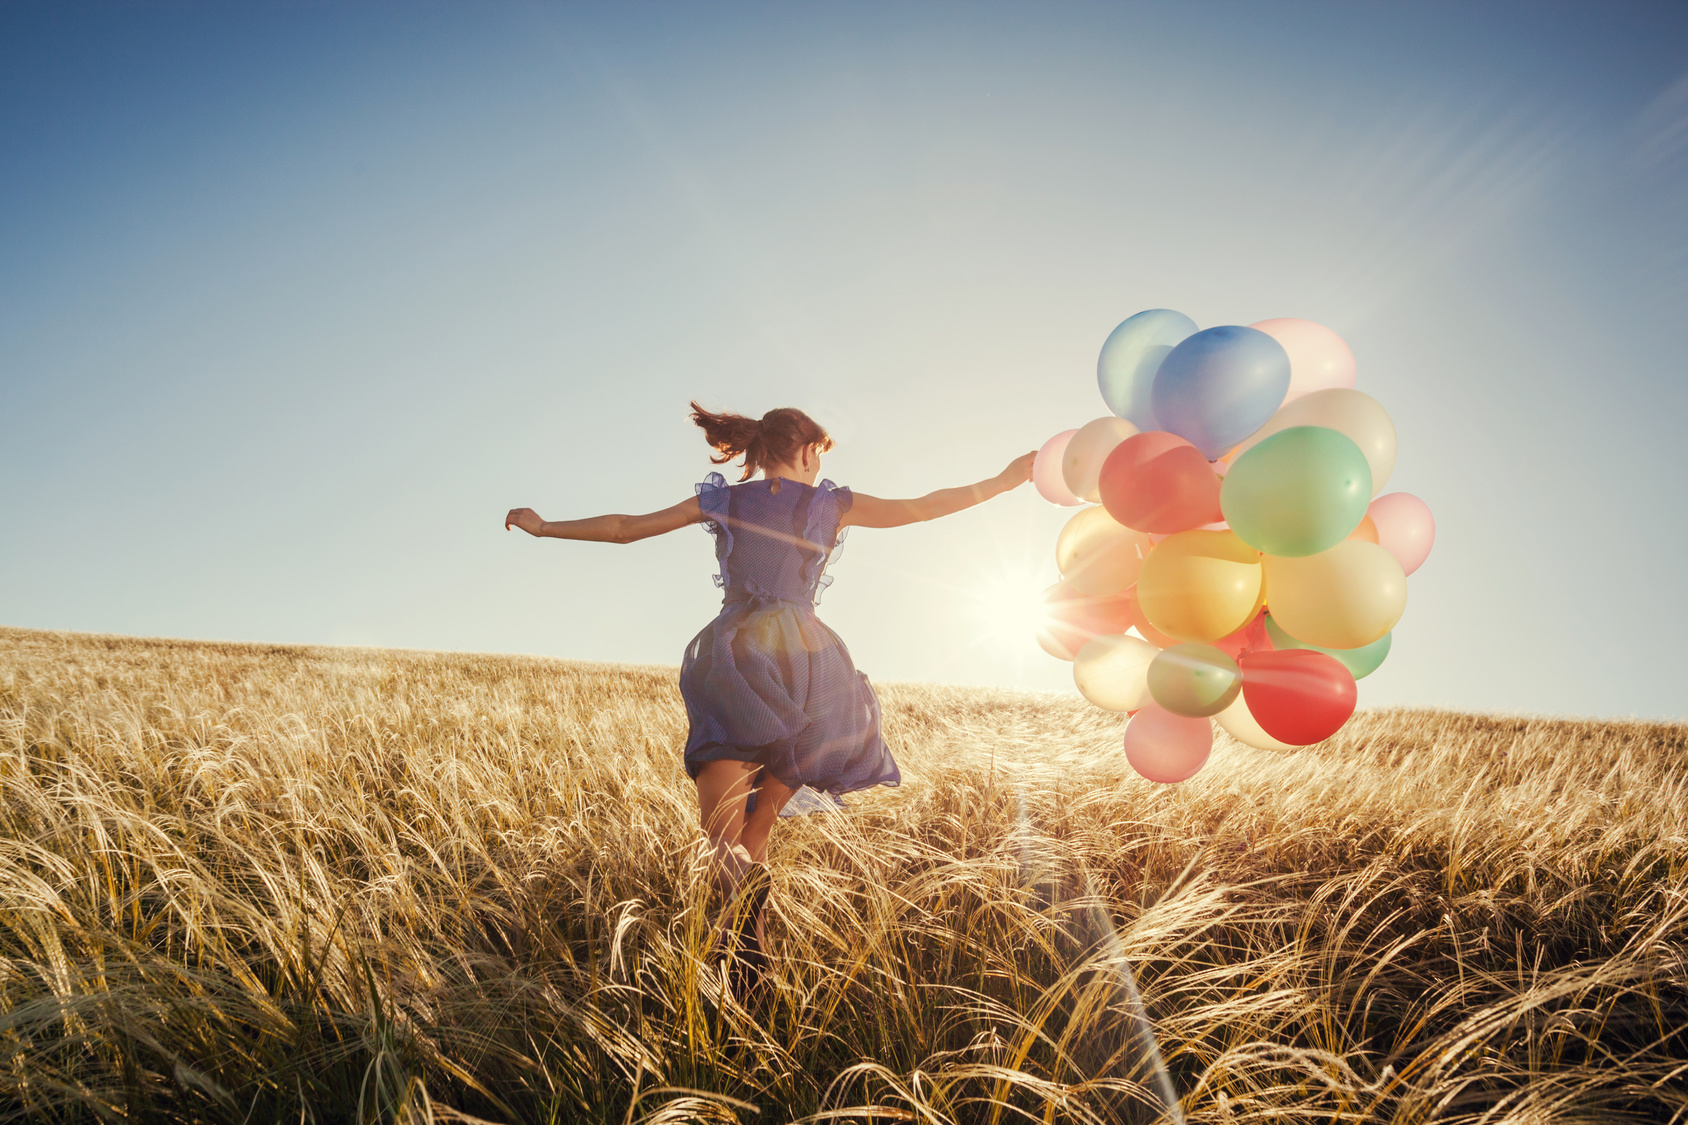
[506,403,1034,996]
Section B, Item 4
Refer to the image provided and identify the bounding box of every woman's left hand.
[505,508,545,535]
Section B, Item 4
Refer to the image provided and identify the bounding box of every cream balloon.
[1055,506,1154,596]
[1249,318,1356,403]
[1033,429,1085,506]
[1229,388,1397,496]
[1263,539,1407,650]
[1062,416,1140,503]
[1214,693,1295,751]
[1073,634,1161,713]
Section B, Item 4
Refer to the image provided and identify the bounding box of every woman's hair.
[689,401,834,482]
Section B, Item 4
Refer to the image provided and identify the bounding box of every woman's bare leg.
[693,760,798,970]
[694,759,761,899]
[739,772,796,948]
[741,774,796,863]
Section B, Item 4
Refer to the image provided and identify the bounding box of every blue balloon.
[1150,326,1291,459]
[1097,309,1197,430]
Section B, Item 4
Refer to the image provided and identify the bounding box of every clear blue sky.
[3,2,1685,719]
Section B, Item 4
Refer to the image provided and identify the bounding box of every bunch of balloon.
[1031,310,1436,784]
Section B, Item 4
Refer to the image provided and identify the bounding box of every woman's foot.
[723,878,770,1004]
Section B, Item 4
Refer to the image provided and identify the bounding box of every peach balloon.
[1135,530,1265,643]
[1347,516,1379,543]
[1033,429,1085,506]
[1036,628,1076,662]
[1263,539,1406,650]
[1037,582,1134,661]
[1249,318,1357,403]
[1056,506,1154,596]
[1367,492,1436,576]
[1123,703,1213,783]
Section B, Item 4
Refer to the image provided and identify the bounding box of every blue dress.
[680,473,901,798]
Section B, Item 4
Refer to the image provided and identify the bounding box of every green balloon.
[1147,642,1242,717]
[1264,614,1391,679]
[1221,425,1372,557]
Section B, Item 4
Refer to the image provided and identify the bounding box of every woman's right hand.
[505,508,545,535]
[999,451,1037,488]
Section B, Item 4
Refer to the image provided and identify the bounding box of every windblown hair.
[689,402,834,482]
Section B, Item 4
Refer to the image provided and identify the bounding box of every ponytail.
[689,401,834,481]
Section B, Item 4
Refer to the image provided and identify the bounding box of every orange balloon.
[1135,530,1265,643]
[1347,516,1379,543]
[1124,583,1180,648]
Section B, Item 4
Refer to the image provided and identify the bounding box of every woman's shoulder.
[696,475,852,514]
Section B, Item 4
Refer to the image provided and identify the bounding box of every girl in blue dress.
[506,403,1034,992]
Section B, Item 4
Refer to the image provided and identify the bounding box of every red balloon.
[1037,582,1133,660]
[1098,431,1224,534]
[1238,649,1356,745]
[1211,608,1272,660]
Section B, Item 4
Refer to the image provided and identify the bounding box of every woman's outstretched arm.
[842,452,1036,529]
[505,497,703,543]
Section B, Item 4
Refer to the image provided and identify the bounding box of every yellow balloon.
[1135,530,1264,643]
[1056,506,1153,596]
[1215,693,1294,751]
[1263,539,1406,649]
[1230,388,1397,496]
[1073,634,1160,713]
[1061,416,1140,503]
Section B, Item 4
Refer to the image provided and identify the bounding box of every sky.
[2,1,1686,720]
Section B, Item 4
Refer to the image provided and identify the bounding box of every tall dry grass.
[1,624,1685,1124]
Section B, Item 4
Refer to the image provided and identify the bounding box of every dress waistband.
[723,590,815,609]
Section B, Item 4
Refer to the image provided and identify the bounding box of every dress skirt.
[679,594,900,795]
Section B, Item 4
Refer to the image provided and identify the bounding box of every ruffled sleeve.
[696,473,731,589]
[805,479,852,604]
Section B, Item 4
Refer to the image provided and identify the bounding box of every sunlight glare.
[965,566,1053,656]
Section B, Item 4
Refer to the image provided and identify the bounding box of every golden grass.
[1,624,1685,1124]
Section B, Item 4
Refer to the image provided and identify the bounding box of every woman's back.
[697,472,851,606]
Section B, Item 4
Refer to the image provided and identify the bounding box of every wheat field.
[1,625,1685,1124]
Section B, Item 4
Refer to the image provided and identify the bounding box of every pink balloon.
[1250,318,1356,403]
[1034,430,1084,506]
[1367,492,1435,576]
[1123,703,1213,783]
[1211,609,1271,660]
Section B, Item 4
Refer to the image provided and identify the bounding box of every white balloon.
[1229,388,1397,496]
[1061,416,1139,503]
[1073,634,1160,713]
[1214,693,1294,751]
